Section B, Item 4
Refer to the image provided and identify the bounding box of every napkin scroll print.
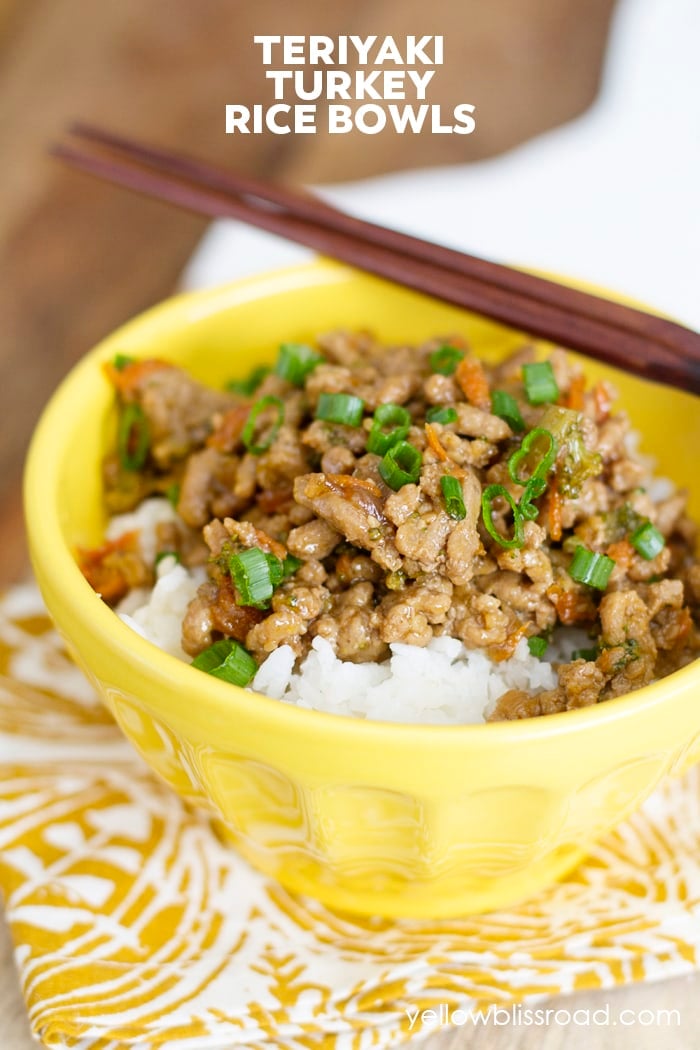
[0,585,699,1050]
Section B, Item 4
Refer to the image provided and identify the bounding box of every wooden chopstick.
[52,129,700,395]
[69,122,698,366]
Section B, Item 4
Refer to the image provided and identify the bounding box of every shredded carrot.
[77,530,141,604]
[326,473,383,498]
[317,473,388,524]
[566,373,586,411]
[606,538,635,571]
[487,623,529,662]
[548,485,563,542]
[673,607,692,648]
[103,358,170,397]
[546,583,596,625]
[455,356,491,411]
[207,404,251,452]
[593,381,614,421]
[424,422,448,461]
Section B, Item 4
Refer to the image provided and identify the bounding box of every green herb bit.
[315,392,365,428]
[241,395,285,454]
[481,484,525,550]
[155,550,181,568]
[275,343,323,386]
[630,520,665,560]
[429,345,464,376]
[378,441,423,490]
[491,389,525,432]
[528,635,548,659]
[426,406,458,425]
[112,353,134,371]
[571,646,599,661]
[606,637,640,672]
[163,484,180,509]
[568,546,615,590]
[385,569,406,591]
[282,554,303,578]
[226,365,270,397]
[523,361,559,405]
[191,639,257,687]
[605,502,644,542]
[117,403,150,472]
[367,403,411,455]
[440,475,466,520]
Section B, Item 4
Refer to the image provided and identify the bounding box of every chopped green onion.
[523,361,559,405]
[481,484,524,550]
[275,343,322,386]
[112,353,134,371]
[316,392,365,428]
[429,345,464,375]
[491,389,525,432]
[165,483,180,508]
[440,475,466,520]
[568,546,615,590]
[630,520,665,560]
[117,403,150,471]
[155,550,180,568]
[265,553,284,589]
[378,441,423,490]
[508,428,557,487]
[572,647,599,661]
[426,405,458,425]
[519,476,547,521]
[229,547,276,608]
[528,636,548,658]
[367,403,411,454]
[282,554,303,577]
[191,639,257,687]
[241,395,284,454]
[226,365,269,397]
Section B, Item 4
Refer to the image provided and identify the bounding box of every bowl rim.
[24,258,700,748]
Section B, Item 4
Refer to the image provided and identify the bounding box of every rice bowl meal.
[24,263,700,916]
[80,329,700,725]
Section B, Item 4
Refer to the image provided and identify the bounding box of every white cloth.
[183,0,700,329]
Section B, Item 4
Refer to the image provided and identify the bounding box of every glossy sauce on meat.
[85,335,700,719]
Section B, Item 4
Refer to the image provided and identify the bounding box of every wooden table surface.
[5,2,699,1047]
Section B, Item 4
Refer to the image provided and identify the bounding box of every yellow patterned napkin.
[1,584,699,1050]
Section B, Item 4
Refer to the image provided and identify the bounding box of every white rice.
[253,634,560,724]
[118,556,205,663]
[111,500,206,663]
[105,497,183,566]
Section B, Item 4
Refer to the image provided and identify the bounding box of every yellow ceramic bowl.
[24,260,700,918]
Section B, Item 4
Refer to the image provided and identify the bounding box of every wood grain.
[0,0,615,587]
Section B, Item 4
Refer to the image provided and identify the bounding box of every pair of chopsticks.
[54,124,700,395]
